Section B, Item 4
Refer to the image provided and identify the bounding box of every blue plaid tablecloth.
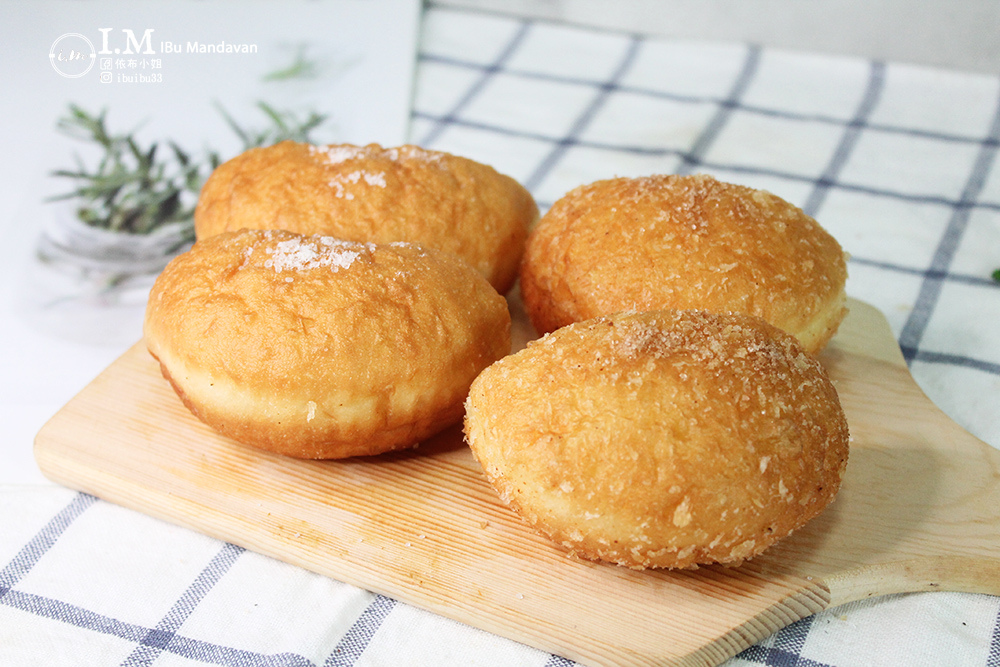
[3,5,1000,666]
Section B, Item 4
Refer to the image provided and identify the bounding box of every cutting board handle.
[759,299,1000,609]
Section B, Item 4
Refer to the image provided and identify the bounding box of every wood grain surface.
[34,296,1000,667]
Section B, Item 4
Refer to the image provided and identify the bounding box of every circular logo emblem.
[49,33,96,78]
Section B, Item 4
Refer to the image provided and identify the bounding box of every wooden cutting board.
[34,296,1000,667]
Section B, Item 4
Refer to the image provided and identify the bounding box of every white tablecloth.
[3,4,1000,666]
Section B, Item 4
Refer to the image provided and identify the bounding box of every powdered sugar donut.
[145,229,511,459]
[194,141,538,294]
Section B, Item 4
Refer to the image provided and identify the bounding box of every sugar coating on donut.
[145,229,512,459]
[250,234,367,273]
[309,143,445,167]
[519,173,848,353]
[194,141,538,294]
[464,309,850,569]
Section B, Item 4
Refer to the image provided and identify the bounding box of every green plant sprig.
[262,44,320,82]
[49,104,203,235]
[214,101,327,154]
[50,101,328,235]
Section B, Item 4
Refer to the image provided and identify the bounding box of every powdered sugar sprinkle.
[309,144,368,164]
[327,170,387,199]
[309,142,445,167]
[261,235,370,273]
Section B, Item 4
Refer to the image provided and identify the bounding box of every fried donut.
[520,174,848,353]
[464,309,849,570]
[194,141,538,294]
[145,229,511,459]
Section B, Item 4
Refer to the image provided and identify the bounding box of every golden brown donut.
[145,229,511,459]
[520,174,848,353]
[464,309,849,570]
[194,141,538,294]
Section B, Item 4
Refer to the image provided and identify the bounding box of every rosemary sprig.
[48,104,201,235]
[262,44,319,81]
[214,101,327,152]
[49,102,327,235]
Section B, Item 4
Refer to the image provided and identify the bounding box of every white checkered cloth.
[3,6,1000,666]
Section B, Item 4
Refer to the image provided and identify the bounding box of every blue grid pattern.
[3,6,999,666]
[411,7,1000,442]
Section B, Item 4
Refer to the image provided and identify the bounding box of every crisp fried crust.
[464,309,849,569]
[145,229,511,459]
[520,174,848,353]
[194,141,538,294]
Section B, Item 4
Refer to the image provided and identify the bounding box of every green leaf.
[48,100,328,236]
[261,44,318,82]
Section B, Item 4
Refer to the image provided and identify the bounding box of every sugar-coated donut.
[520,174,848,353]
[194,141,538,294]
[145,229,511,459]
[464,309,849,570]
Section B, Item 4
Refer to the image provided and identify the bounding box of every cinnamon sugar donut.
[145,229,511,459]
[520,174,848,353]
[464,309,849,569]
[194,141,538,294]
